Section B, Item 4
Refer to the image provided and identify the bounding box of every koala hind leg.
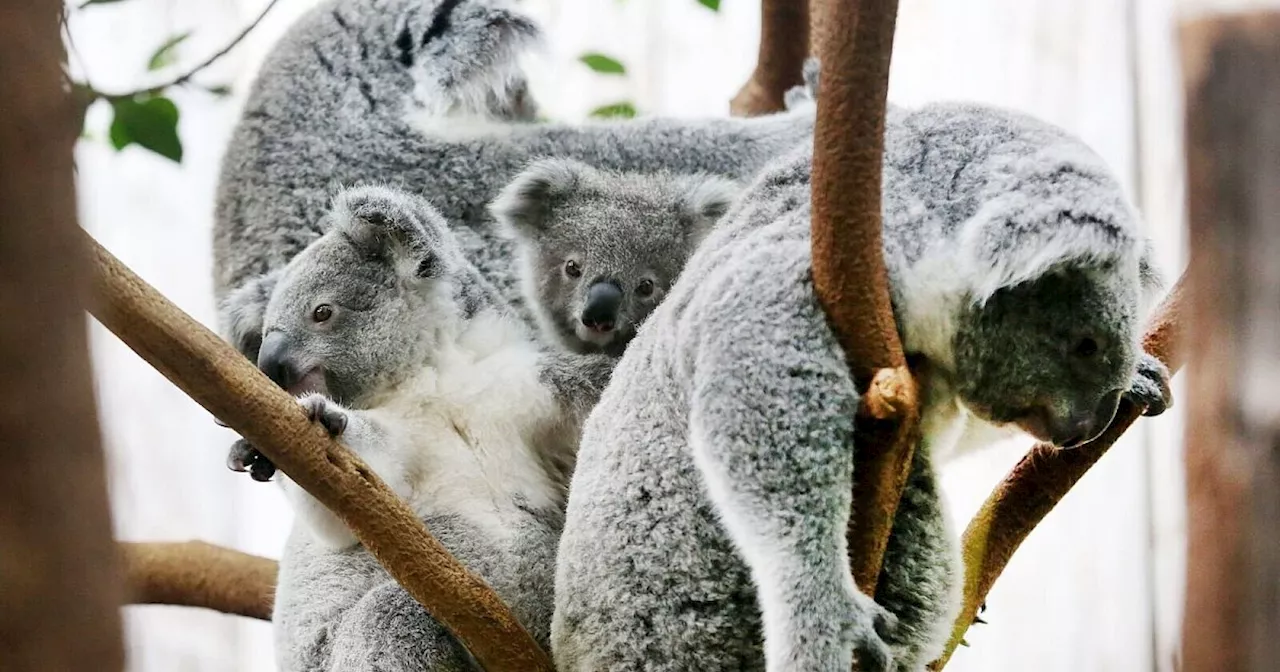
[325,581,477,671]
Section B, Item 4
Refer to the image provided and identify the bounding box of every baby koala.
[490,158,739,356]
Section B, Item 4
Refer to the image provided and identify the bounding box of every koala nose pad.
[1053,391,1123,449]
[257,331,301,390]
[581,281,623,333]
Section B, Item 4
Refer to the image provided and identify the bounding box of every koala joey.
[490,158,740,356]
[214,0,816,363]
[553,103,1172,672]
[224,185,612,670]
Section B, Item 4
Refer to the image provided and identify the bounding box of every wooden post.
[730,0,810,117]
[1180,8,1280,671]
[0,0,126,668]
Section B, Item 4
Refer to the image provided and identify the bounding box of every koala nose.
[1049,390,1122,449]
[581,281,623,333]
[257,331,302,391]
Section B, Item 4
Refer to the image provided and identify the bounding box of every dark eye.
[564,260,582,279]
[1074,337,1098,357]
[312,304,334,323]
[636,279,655,298]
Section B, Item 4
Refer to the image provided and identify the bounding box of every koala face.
[247,186,495,407]
[492,158,739,356]
[951,266,1140,448]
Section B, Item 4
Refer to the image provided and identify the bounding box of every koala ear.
[680,175,740,238]
[330,186,448,279]
[219,269,282,362]
[489,158,591,237]
[958,143,1140,303]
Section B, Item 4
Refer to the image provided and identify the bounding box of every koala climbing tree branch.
[85,236,554,672]
[930,274,1188,669]
[809,0,921,596]
[729,0,809,116]
[121,541,278,621]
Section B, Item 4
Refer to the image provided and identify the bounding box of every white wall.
[68,0,1190,669]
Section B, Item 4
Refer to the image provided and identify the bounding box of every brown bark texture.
[121,541,278,621]
[809,0,919,597]
[1179,11,1280,672]
[930,275,1188,669]
[729,0,810,116]
[0,0,127,669]
[86,237,552,671]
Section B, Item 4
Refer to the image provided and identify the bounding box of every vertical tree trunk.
[0,0,126,669]
[1180,9,1280,672]
[729,0,810,117]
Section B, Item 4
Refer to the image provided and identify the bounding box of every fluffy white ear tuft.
[489,158,593,237]
[330,185,449,279]
[680,175,741,235]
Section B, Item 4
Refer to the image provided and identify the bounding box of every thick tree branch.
[85,237,553,672]
[729,0,809,116]
[0,0,126,669]
[809,0,916,597]
[121,541,277,621]
[931,275,1187,669]
[1179,10,1280,671]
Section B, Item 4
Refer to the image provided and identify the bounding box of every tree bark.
[0,0,126,668]
[122,541,277,621]
[1180,10,1280,671]
[729,0,809,116]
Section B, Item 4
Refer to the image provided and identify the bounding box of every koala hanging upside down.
[224,186,612,671]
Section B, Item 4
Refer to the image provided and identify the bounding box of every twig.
[121,541,278,621]
[729,0,810,116]
[930,275,1187,669]
[85,233,554,672]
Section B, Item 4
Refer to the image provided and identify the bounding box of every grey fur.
[554,103,1171,671]
[213,0,815,362]
[490,158,739,356]
[230,185,612,670]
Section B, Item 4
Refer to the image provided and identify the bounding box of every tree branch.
[809,0,917,597]
[729,0,810,116]
[121,541,278,621]
[930,275,1187,669]
[85,235,553,672]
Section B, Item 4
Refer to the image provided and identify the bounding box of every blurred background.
[67,0,1190,669]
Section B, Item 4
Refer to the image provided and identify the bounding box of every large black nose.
[581,281,623,333]
[257,331,301,390]
[1049,389,1123,448]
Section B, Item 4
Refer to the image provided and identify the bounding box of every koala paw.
[1125,353,1173,417]
[298,393,349,436]
[843,591,898,672]
[782,58,822,112]
[227,439,276,483]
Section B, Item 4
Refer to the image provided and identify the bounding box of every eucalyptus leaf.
[697,0,721,10]
[148,32,192,71]
[109,96,183,163]
[589,101,637,119]
[579,53,626,75]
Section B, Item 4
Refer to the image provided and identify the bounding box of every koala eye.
[635,279,655,298]
[1074,337,1099,358]
[564,260,582,279]
[312,304,334,323]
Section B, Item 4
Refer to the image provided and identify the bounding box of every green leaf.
[579,53,627,76]
[589,101,637,119]
[109,95,183,163]
[148,32,191,71]
[697,0,721,10]
[203,84,234,98]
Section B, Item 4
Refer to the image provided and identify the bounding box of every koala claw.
[845,592,898,672]
[299,393,348,437]
[227,439,276,482]
[1125,353,1173,417]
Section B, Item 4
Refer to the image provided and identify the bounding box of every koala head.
[221,185,499,407]
[491,158,739,356]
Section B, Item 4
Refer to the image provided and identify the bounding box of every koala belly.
[552,349,768,672]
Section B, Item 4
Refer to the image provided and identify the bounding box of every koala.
[552,102,1172,672]
[489,158,740,356]
[214,0,816,365]
[226,185,614,670]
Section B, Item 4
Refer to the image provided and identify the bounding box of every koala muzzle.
[257,331,308,393]
[581,281,623,333]
[1048,388,1124,449]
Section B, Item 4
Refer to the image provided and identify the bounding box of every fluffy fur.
[228,185,613,670]
[490,158,739,356]
[553,102,1171,672]
[214,0,815,362]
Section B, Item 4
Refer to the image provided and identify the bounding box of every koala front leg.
[685,247,897,672]
[1126,352,1173,417]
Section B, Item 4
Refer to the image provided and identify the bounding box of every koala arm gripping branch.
[85,232,554,672]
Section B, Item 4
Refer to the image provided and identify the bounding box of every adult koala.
[227,184,613,670]
[215,0,816,363]
[552,103,1171,672]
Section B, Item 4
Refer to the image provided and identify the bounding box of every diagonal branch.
[85,234,553,672]
[729,0,810,117]
[809,0,918,597]
[930,274,1187,669]
[121,541,278,621]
